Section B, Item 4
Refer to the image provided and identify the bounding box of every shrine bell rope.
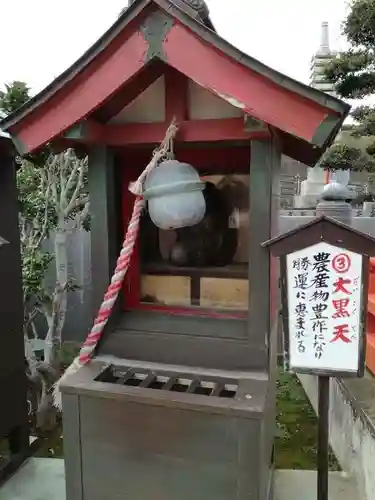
[53,119,179,408]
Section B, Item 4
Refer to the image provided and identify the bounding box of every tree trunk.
[24,327,38,378]
[55,225,68,333]
[43,225,69,367]
[43,293,60,369]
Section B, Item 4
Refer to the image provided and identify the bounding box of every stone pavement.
[0,458,360,500]
[274,469,360,500]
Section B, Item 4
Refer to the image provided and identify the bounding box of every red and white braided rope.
[53,120,178,408]
[78,195,145,364]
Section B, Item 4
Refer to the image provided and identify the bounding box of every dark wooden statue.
[170,181,238,266]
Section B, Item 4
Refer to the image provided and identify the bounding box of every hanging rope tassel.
[79,195,145,365]
[53,119,178,409]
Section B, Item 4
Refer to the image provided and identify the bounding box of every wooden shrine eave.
[62,118,271,147]
[92,61,166,123]
[0,0,350,165]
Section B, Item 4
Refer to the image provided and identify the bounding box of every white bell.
[143,160,206,230]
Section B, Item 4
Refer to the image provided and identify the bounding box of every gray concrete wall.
[62,229,92,342]
[299,374,375,500]
[36,229,93,343]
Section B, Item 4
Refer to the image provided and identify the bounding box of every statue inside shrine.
[141,174,249,268]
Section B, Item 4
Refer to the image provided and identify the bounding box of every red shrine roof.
[0,0,350,165]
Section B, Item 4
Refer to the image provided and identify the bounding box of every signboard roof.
[262,215,375,257]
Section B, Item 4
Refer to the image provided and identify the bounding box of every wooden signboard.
[262,215,375,500]
[285,241,365,376]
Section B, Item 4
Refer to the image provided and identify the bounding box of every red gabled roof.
[0,0,349,165]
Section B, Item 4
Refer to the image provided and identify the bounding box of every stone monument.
[316,181,353,226]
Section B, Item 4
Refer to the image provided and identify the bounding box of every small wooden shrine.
[1,1,349,499]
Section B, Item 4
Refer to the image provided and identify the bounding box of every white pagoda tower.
[294,22,348,208]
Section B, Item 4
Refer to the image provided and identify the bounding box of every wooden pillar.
[0,142,28,448]
[248,137,281,359]
[88,147,122,321]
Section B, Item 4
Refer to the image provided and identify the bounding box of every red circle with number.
[332,253,351,273]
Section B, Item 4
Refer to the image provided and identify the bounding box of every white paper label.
[286,242,363,373]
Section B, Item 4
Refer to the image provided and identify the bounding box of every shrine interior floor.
[0,458,360,500]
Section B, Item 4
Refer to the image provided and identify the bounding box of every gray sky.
[1,0,349,95]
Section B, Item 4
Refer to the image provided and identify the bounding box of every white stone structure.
[294,22,349,208]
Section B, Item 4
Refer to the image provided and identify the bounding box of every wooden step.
[368,294,375,317]
[366,334,375,376]
[367,288,375,375]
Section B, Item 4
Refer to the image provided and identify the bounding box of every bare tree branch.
[59,150,72,202]
[62,150,80,206]
[69,195,89,213]
[65,158,86,216]
[34,184,51,249]
[47,157,59,212]
[79,201,90,226]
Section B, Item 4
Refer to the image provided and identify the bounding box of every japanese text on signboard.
[286,242,362,373]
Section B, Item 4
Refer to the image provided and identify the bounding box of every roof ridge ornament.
[171,0,213,29]
[123,0,214,30]
[179,0,210,17]
[126,0,208,12]
[183,0,207,10]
